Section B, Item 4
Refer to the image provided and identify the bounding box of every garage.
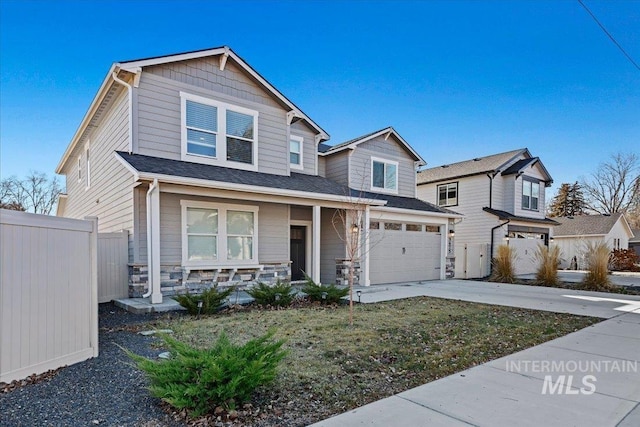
[369,221,442,284]
[507,230,547,275]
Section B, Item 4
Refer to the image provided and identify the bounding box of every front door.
[290,226,306,281]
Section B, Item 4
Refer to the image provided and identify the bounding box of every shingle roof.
[356,191,460,215]
[630,229,640,243]
[117,152,352,197]
[483,207,559,225]
[501,158,539,176]
[116,152,457,216]
[323,128,386,154]
[417,149,527,184]
[553,213,624,237]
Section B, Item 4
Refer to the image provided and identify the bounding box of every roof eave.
[56,63,118,174]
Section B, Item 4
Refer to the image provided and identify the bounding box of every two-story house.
[55,47,460,304]
[416,149,557,278]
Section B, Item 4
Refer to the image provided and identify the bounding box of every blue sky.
[1,0,638,198]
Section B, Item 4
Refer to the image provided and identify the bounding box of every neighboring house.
[416,149,557,277]
[630,229,640,257]
[55,46,460,303]
[553,213,634,269]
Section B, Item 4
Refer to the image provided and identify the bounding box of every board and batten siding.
[0,210,98,383]
[136,61,294,176]
[61,88,134,248]
[348,135,417,197]
[137,192,289,265]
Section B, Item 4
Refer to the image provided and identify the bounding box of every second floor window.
[437,182,458,206]
[182,92,258,170]
[522,179,540,210]
[371,158,398,192]
[289,135,303,170]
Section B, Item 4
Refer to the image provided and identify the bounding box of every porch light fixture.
[549,237,555,243]
[448,229,455,238]
[505,233,510,241]
[351,223,359,234]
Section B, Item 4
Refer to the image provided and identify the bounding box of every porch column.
[148,180,162,304]
[363,206,371,286]
[312,205,321,284]
[440,222,448,280]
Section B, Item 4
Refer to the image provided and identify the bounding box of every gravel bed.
[0,303,187,427]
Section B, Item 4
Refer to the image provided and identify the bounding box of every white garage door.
[369,222,441,284]
[508,233,545,275]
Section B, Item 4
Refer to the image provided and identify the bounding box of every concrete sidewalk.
[314,281,640,427]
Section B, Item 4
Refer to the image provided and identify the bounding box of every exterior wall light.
[351,223,359,234]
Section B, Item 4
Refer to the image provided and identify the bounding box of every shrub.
[301,276,349,304]
[490,244,516,283]
[246,280,296,307]
[582,242,613,291]
[173,286,235,315]
[534,244,561,286]
[609,249,640,272]
[126,331,287,417]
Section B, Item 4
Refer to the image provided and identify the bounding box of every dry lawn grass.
[158,297,598,426]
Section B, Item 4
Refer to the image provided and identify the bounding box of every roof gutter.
[111,67,141,153]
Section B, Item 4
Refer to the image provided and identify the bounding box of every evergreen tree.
[548,182,586,217]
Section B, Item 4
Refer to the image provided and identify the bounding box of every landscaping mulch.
[0,304,185,427]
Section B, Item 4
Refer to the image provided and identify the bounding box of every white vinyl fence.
[0,209,98,384]
[98,231,128,303]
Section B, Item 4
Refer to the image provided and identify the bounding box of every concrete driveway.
[315,280,640,427]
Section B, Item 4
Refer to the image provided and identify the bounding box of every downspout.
[111,70,133,153]
[489,220,510,274]
[143,179,158,298]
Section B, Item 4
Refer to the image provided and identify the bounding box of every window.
[437,182,457,206]
[289,135,303,170]
[425,225,440,233]
[181,201,258,267]
[77,156,82,182]
[371,157,398,192]
[406,224,422,232]
[227,210,254,260]
[85,144,91,189]
[522,179,540,210]
[181,92,258,170]
[369,221,380,230]
[384,222,402,231]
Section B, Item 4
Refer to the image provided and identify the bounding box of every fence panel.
[98,231,128,303]
[0,209,98,384]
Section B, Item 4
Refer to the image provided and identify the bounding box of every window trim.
[370,157,399,194]
[522,178,540,211]
[437,181,458,207]
[84,143,91,189]
[180,92,259,171]
[77,156,82,183]
[180,200,259,268]
[289,134,304,170]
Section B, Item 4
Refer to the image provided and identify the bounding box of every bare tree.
[581,152,640,216]
[0,172,62,214]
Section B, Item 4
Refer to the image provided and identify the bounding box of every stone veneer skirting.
[335,258,361,286]
[128,262,291,297]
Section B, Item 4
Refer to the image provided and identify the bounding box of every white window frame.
[522,178,540,211]
[180,92,259,171]
[77,156,82,183]
[437,182,458,207]
[370,157,399,194]
[84,143,91,189]
[180,200,259,268]
[289,135,304,170]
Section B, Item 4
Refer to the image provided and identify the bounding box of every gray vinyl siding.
[317,156,326,177]
[349,135,417,197]
[324,151,349,186]
[290,121,317,175]
[290,206,312,221]
[320,208,346,284]
[61,88,134,248]
[137,192,288,265]
[136,61,292,176]
[503,177,515,214]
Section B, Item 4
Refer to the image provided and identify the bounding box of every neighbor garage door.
[369,222,441,284]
